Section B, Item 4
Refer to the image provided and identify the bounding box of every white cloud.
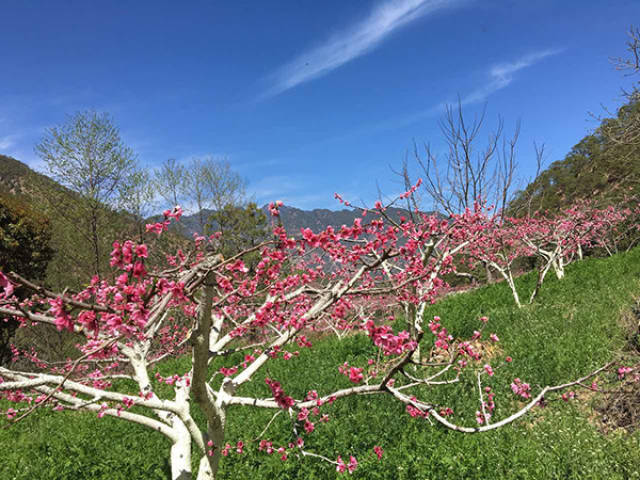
[457,48,565,107]
[263,0,463,98]
[368,47,566,132]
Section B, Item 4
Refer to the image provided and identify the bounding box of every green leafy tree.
[0,193,53,365]
[206,202,268,267]
[35,111,137,277]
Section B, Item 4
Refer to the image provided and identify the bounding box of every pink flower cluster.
[510,378,531,399]
[363,320,417,356]
[145,206,183,235]
[265,378,295,409]
[338,362,364,383]
[429,317,454,351]
[336,455,358,474]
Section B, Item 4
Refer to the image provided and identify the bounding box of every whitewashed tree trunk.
[552,257,565,279]
[170,427,193,480]
[506,276,522,308]
[491,264,522,308]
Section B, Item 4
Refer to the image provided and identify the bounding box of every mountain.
[0,155,188,289]
[176,204,426,237]
[0,155,53,196]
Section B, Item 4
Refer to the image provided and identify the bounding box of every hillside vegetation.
[2,247,639,479]
[510,98,640,215]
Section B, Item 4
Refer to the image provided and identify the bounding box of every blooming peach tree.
[465,201,632,307]
[0,189,618,479]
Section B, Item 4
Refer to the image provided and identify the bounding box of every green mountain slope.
[510,98,640,215]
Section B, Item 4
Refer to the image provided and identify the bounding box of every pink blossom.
[618,366,633,379]
[347,456,358,473]
[373,446,384,460]
[0,272,14,297]
[135,244,148,258]
[348,367,364,384]
[510,378,531,399]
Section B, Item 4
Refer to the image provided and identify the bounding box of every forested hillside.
[511,66,640,215]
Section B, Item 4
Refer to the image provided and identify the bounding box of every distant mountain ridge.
[1,155,433,240]
[177,204,425,237]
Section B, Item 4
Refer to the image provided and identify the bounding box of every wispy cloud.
[365,47,565,133]
[263,0,464,98]
[457,48,565,107]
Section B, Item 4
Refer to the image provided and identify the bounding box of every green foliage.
[0,192,54,365]
[0,192,54,281]
[207,202,268,265]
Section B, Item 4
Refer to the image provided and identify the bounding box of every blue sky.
[1,0,638,210]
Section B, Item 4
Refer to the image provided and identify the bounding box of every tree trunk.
[506,276,522,308]
[483,261,494,284]
[551,257,565,280]
[201,414,226,480]
[405,303,421,363]
[170,431,193,480]
[90,209,101,277]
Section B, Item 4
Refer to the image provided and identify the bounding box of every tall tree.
[35,111,137,277]
[410,101,520,217]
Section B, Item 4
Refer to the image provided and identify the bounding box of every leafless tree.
[412,101,520,219]
[601,25,640,147]
[154,158,186,208]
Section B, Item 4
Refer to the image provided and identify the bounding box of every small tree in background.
[206,201,268,269]
[35,111,137,277]
[153,158,186,210]
[118,169,157,242]
[183,157,246,232]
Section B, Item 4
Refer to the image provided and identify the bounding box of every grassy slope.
[3,249,640,479]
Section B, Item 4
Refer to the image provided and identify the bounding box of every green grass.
[3,249,640,479]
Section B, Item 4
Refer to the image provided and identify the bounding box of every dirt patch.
[593,297,640,434]
[595,380,640,434]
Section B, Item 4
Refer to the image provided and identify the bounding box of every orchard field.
[2,247,640,480]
